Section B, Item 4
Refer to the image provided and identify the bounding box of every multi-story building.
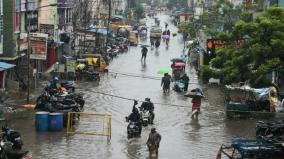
[0,0,2,56]
[58,0,73,32]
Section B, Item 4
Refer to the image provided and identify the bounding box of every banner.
[30,33,48,60]
[66,60,76,73]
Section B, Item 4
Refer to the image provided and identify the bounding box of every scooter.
[139,108,154,126]
[140,109,150,126]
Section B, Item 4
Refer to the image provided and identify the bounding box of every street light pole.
[27,3,58,104]
[105,0,111,55]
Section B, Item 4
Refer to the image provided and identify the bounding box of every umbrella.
[157,67,171,75]
[175,62,186,67]
[171,58,184,63]
[184,92,204,98]
[162,34,170,40]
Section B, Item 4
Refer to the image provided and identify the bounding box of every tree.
[166,0,188,9]
[134,4,145,20]
[203,7,284,87]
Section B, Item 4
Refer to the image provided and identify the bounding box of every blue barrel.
[48,113,64,131]
[35,112,49,131]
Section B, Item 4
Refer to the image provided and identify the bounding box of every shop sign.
[18,33,28,51]
[66,60,76,72]
[30,33,48,60]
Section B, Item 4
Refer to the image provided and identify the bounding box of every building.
[58,0,73,32]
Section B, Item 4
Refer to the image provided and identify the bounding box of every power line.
[86,89,190,108]
[108,70,198,83]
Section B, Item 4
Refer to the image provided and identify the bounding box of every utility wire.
[108,70,198,84]
[86,89,190,108]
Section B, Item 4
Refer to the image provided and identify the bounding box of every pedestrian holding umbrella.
[174,62,186,67]
[157,67,171,75]
[184,88,204,119]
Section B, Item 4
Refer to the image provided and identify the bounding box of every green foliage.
[240,12,253,22]
[166,0,188,9]
[203,7,284,86]
[200,65,213,83]
[134,4,144,20]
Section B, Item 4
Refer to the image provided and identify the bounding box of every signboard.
[30,33,48,60]
[55,64,65,73]
[17,33,28,51]
[179,16,185,22]
[66,60,76,72]
[40,24,54,35]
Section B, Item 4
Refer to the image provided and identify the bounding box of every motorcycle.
[173,80,185,92]
[256,120,284,138]
[0,126,32,159]
[76,70,100,81]
[0,140,32,159]
[61,81,75,92]
[139,108,153,126]
[2,127,23,150]
[126,121,141,139]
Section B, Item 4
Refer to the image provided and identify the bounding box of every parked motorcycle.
[0,126,32,159]
[2,126,23,150]
[0,140,32,159]
[256,120,284,138]
[76,70,100,81]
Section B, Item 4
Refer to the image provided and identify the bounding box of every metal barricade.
[67,112,111,141]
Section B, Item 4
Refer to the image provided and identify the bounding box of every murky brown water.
[4,14,262,159]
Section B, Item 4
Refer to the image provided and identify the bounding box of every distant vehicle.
[150,27,162,39]
[128,31,138,46]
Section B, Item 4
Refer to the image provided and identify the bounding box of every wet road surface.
[5,14,260,159]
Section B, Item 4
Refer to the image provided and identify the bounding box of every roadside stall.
[224,85,284,118]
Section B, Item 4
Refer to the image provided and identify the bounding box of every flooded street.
[6,14,258,159]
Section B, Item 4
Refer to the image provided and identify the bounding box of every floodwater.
[4,14,261,159]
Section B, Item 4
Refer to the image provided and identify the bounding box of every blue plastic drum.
[35,112,49,131]
[48,113,64,131]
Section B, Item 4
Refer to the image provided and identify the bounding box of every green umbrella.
[157,67,171,75]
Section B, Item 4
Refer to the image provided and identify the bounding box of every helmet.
[53,76,59,81]
[151,128,156,133]
[145,98,150,102]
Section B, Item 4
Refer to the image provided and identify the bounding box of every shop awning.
[87,28,112,36]
[0,62,16,71]
[111,15,124,19]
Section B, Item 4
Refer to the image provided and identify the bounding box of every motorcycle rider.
[127,100,142,135]
[147,128,162,155]
[140,98,155,124]
[49,76,59,90]
[155,40,160,48]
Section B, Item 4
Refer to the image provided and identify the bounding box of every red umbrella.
[175,62,186,67]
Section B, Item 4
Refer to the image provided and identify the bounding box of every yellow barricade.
[67,112,111,141]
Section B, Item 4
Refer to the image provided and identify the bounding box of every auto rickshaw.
[80,54,108,72]
[128,31,138,46]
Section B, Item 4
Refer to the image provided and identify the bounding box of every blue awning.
[87,28,112,36]
[112,15,124,19]
[0,62,15,71]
